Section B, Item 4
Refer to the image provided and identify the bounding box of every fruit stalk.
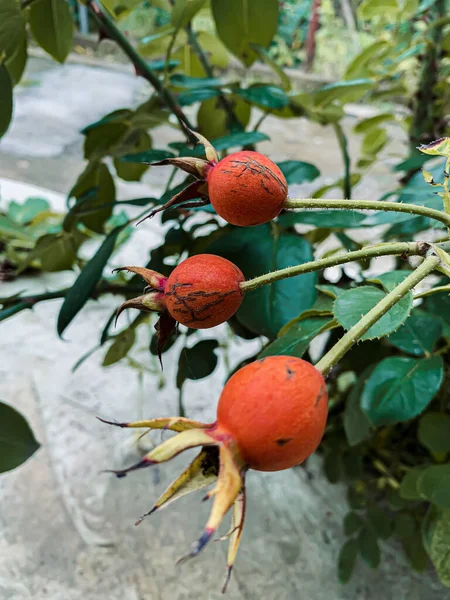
[283,197,450,229]
[240,241,421,292]
[315,254,441,376]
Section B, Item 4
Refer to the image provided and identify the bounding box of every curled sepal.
[177,441,244,565]
[146,157,210,178]
[113,266,166,291]
[154,310,177,367]
[222,484,246,593]
[418,137,450,158]
[135,447,219,525]
[106,427,216,478]
[188,129,219,164]
[138,180,209,224]
[115,292,165,325]
[97,415,210,432]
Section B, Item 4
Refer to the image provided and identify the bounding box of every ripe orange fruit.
[101,356,328,591]
[164,254,245,328]
[207,151,288,226]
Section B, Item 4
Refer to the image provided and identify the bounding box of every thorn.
[135,505,158,526]
[96,416,127,427]
[103,457,155,479]
[176,529,214,565]
[222,566,233,594]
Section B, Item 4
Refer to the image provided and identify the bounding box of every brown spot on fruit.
[276,437,293,447]
[286,365,295,378]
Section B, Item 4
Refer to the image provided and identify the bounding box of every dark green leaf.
[114,130,152,182]
[358,527,380,568]
[71,163,115,233]
[170,73,222,89]
[0,0,26,61]
[121,148,176,163]
[29,0,74,63]
[417,465,450,508]
[314,79,373,106]
[338,539,358,583]
[211,130,270,151]
[235,85,289,109]
[422,506,450,586]
[24,233,77,272]
[360,356,444,425]
[57,227,122,337]
[348,484,366,509]
[259,316,337,359]
[279,209,367,229]
[367,506,392,539]
[334,286,412,341]
[276,160,320,184]
[103,329,136,366]
[0,64,13,139]
[5,36,27,85]
[7,197,50,224]
[395,513,416,539]
[418,413,450,453]
[344,512,364,536]
[403,532,428,572]
[0,401,40,473]
[171,0,206,28]
[207,225,316,339]
[324,451,343,483]
[344,368,373,446]
[84,122,129,160]
[400,467,427,500]
[388,310,442,356]
[316,284,346,298]
[178,88,220,105]
[176,339,219,388]
[250,43,292,90]
[211,0,278,67]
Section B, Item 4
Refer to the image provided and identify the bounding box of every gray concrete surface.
[1,56,447,600]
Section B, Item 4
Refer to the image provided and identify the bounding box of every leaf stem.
[240,241,420,293]
[86,0,194,134]
[333,123,352,198]
[315,254,441,376]
[283,197,450,229]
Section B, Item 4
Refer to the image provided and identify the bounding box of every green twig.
[240,241,420,292]
[283,197,450,229]
[85,0,194,134]
[315,254,441,376]
[333,122,352,199]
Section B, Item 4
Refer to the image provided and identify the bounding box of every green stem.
[315,254,441,376]
[86,0,194,134]
[283,197,450,229]
[240,241,419,292]
[333,123,352,198]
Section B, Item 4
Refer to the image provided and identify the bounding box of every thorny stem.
[241,241,421,292]
[85,0,194,134]
[283,197,450,230]
[315,254,441,376]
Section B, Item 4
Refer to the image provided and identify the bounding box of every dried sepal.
[107,427,216,478]
[154,310,177,367]
[113,266,166,291]
[138,180,210,224]
[136,447,219,524]
[188,129,219,164]
[146,157,210,178]
[222,485,246,593]
[115,293,165,325]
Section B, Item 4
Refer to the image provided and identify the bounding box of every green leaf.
[176,339,219,388]
[207,225,316,339]
[422,507,450,586]
[361,128,388,156]
[276,160,320,184]
[179,88,220,106]
[400,466,427,500]
[171,0,206,28]
[338,539,359,583]
[367,506,392,539]
[353,113,394,134]
[211,0,278,67]
[343,368,373,446]
[334,286,412,342]
[211,130,270,151]
[197,94,251,140]
[170,73,222,89]
[235,85,289,109]
[121,148,176,163]
[5,36,27,85]
[70,163,116,233]
[344,41,390,80]
[314,79,373,106]
[387,310,442,356]
[316,284,347,299]
[84,122,129,160]
[418,413,450,454]
[0,401,40,473]
[259,316,337,359]
[360,356,444,425]
[29,0,74,63]
[279,209,367,229]
[403,532,428,572]
[358,527,380,568]
[8,197,50,224]
[0,64,13,139]
[395,513,416,538]
[359,0,399,20]
[417,465,450,508]
[250,43,291,90]
[57,227,122,337]
[114,131,152,182]
[23,233,77,272]
[344,512,364,536]
[368,269,413,291]
[103,329,136,366]
[0,0,26,61]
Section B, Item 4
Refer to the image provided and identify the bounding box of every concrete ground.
[0,56,446,600]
